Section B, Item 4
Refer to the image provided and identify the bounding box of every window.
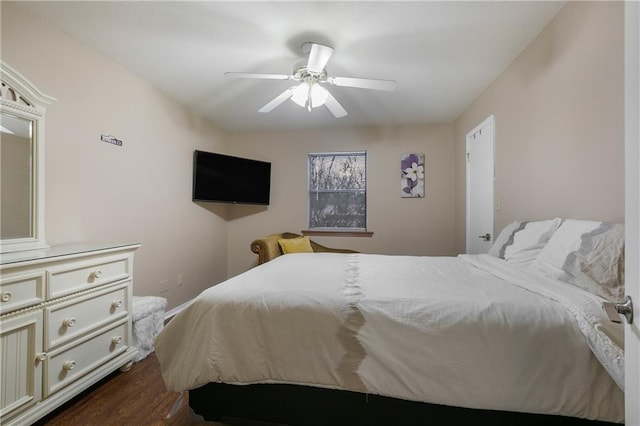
[308,151,367,231]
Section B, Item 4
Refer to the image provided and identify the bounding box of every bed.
[154,219,626,425]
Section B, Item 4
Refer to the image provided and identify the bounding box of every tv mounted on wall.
[192,150,271,205]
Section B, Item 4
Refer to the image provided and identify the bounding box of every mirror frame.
[1,62,55,253]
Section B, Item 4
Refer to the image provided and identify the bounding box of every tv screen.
[192,150,271,205]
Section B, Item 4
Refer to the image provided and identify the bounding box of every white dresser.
[0,243,140,425]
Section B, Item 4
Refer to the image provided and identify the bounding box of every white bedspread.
[154,253,624,423]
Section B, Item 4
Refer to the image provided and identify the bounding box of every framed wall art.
[401,153,424,198]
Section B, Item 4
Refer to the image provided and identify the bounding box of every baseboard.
[164,299,194,323]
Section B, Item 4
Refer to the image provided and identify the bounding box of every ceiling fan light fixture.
[310,84,329,108]
[291,82,328,110]
[226,41,396,118]
[291,83,309,107]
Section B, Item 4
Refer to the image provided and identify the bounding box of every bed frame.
[189,383,619,426]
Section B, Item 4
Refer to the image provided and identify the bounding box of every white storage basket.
[132,296,167,362]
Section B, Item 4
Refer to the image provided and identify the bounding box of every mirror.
[0,62,55,253]
[1,114,33,239]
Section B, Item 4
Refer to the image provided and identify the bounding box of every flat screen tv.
[192,150,271,205]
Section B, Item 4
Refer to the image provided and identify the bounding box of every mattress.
[154,252,624,423]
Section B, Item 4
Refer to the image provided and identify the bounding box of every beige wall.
[2,3,229,309]
[226,124,456,276]
[453,1,625,254]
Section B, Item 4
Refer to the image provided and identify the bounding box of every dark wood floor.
[34,353,221,426]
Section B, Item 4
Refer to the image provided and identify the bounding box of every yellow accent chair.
[250,232,358,265]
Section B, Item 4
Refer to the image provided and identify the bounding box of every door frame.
[624,1,639,423]
[465,114,495,254]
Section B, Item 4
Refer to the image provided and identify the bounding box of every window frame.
[307,151,368,232]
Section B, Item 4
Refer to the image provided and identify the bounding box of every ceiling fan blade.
[328,76,396,91]
[258,87,295,113]
[306,43,334,73]
[324,91,348,118]
[224,72,291,80]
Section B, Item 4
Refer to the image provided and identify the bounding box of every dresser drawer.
[0,272,45,315]
[45,282,130,350]
[47,254,131,299]
[45,319,129,397]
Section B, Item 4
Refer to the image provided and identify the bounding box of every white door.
[624,2,639,424]
[466,115,495,254]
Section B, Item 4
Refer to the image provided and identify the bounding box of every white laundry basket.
[132,296,167,362]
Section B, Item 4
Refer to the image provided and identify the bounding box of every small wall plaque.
[101,134,123,146]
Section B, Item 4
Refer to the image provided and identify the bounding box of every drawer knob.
[36,352,48,362]
[63,360,76,371]
[1,292,11,302]
[94,270,103,279]
[111,336,123,345]
[111,299,123,309]
[63,317,77,328]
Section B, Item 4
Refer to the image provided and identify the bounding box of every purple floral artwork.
[401,153,425,198]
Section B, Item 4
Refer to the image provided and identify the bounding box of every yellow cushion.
[278,237,313,254]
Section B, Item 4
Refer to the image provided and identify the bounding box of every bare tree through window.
[308,152,366,230]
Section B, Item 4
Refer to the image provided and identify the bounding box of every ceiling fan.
[224,42,397,118]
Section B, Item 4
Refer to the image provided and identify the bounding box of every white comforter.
[154,253,624,423]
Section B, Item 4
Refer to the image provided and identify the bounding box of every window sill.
[302,230,374,237]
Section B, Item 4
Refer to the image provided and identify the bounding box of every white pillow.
[488,221,520,258]
[488,218,562,267]
[529,220,625,301]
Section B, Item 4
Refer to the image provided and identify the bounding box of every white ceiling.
[20,1,565,133]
